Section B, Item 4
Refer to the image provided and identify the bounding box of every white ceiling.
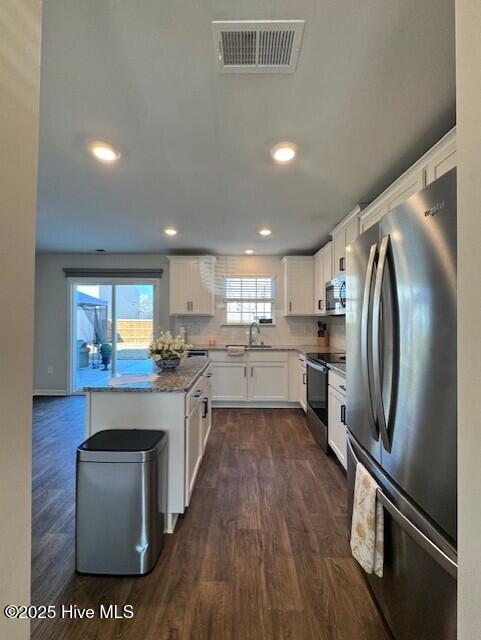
[36,0,455,255]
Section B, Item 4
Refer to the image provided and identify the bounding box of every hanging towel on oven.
[350,461,384,578]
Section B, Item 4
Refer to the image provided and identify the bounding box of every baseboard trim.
[33,389,68,397]
[212,401,301,409]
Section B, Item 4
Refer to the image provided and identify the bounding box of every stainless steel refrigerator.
[346,168,457,640]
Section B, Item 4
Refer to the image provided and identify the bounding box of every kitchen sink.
[225,344,272,349]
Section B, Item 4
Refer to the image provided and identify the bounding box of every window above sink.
[223,275,276,325]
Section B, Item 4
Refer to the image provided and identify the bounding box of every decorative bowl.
[154,358,181,372]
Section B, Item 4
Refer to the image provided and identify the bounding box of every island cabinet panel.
[185,395,202,507]
[87,392,187,520]
[86,363,213,533]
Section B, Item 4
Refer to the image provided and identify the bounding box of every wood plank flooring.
[31,397,390,640]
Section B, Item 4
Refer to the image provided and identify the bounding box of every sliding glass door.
[71,280,158,392]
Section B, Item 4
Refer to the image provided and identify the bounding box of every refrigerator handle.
[372,235,397,452]
[361,242,379,439]
[376,489,457,579]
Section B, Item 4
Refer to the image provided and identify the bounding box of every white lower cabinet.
[201,370,212,449]
[298,355,307,412]
[211,361,248,401]
[185,390,203,507]
[185,365,213,507]
[210,350,289,403]
[248,361,288,401]
[328,377,347,469]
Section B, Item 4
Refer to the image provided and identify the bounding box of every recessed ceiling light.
[88,141,121,163]
[270,141,298,164]
[164,227,178,236]
[258,228,272,237]
[245,249,254,255]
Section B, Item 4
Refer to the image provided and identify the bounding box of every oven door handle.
[306,360,328,374]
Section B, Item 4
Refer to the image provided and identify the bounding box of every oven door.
[306,360,328,424]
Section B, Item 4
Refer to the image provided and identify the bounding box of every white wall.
[0,1,41,638]
[34,253,170,392]
[456,1,481,637]
[172,255,319,347]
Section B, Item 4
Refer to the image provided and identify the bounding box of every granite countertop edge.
[84,357,210,393]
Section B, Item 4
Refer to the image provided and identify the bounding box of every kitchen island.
[84,356,212,533]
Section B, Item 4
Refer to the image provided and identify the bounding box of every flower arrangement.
[149,331,191,371]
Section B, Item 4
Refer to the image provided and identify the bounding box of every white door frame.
[67,277,161,395]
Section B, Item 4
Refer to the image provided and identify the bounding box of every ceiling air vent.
[212,20,305,74]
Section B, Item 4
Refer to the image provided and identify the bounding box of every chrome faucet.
[249,321,260,346]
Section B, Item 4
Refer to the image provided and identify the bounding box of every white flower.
[149,330,191,362]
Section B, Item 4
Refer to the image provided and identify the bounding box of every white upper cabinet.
[360,202,388,232]
[360,128,456,232]
[314,242,332,314]
[168,256,216,315]
[332,227,346,278]
[345,216,359,248]
[386,172,425,213]
[282,256,314,315]
[331,206,361,277]
[425,136,457,184]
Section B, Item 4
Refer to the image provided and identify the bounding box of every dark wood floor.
[31,397,390,640]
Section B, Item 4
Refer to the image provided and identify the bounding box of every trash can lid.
[77,429,167,463]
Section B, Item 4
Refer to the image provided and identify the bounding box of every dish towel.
[227,345,246,356]
[350,461,384,578]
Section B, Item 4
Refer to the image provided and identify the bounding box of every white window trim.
[222,274,277,326]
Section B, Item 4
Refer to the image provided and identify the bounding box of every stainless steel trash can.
[76,429,168,575]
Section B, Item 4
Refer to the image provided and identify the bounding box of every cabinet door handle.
[244,366,247,377]
[340,257,345,272]
[341,404,346,425]
[302,373,306,385]
[251,366,254,377]
[202,398,208,418]
[289,301,292,312]
[190,301,193,311]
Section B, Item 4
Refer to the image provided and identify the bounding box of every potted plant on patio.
[99,342,112,370]
[148,331,191,372]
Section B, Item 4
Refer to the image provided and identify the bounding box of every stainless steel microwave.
[326,276,346,315]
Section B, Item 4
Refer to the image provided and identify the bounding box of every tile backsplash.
[326,315,346,350]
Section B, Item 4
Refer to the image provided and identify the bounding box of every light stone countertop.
[84,356,210,393]
[327,362,346,376]
[190,344,342,356]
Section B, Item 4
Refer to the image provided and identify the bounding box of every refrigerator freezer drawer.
[347,437,457,640]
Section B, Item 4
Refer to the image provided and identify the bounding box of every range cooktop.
[306,352,346,365]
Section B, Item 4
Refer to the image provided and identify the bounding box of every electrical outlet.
[47,366,54,374]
